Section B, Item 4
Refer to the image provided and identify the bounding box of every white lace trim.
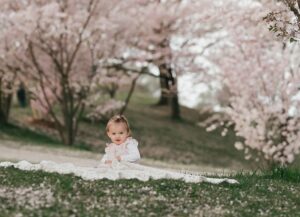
[0,160,238,184]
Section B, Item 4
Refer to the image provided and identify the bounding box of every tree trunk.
[66,121,74,146]
[59,109,75,146]
[171,87,181,120]
[62,86,75,146]
[0,91,12,125]
[56,109,78,146]
[17,83,27,108]
[157,76,169,105]
[0,112,7,124]
[157,63,181,119]
[60,84,85,146]
[157,63,170,106]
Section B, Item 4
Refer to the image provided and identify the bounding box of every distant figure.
[100,115,141,165]
[17,82,27,108]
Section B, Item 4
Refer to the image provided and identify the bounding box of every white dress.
[100,137,141,164]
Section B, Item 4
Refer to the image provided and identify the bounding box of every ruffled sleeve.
[120,138,141,162]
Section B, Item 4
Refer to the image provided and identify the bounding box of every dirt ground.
[0,139,237,175]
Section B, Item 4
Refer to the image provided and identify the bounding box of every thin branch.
[28,42,63,131]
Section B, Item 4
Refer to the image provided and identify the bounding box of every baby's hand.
[105,160,112,164]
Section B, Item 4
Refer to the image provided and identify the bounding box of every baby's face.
[107,123,129,145]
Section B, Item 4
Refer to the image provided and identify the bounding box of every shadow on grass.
[0,123,90,151]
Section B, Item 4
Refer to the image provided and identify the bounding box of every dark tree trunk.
[169,72,181,120]
[61,81,76,146]
[66,121,74,146]
[157,63,170,106]
[63,113,74,146]
[0,112,7,124]
[17,83,27,108]
[171,96,180,119]
[157,63,181,119]
[170,82,181,120]
[157,76,169,105]
[0,92,13,125]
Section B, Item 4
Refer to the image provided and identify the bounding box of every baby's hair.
[106,114,132,136]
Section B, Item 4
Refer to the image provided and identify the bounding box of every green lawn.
[0,122,93,152]
[0,166,299,217]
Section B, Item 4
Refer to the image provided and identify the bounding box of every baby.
[100,115,141,165]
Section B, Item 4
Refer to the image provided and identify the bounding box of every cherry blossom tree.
[206,1,300,166]
[0,2,26,124]
[84,65,138,123]
[4,0,129,145]
[264,0,300,41]
[120,0,221,119]
[99,59,151,115]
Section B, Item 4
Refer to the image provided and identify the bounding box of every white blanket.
[0,160,238,184]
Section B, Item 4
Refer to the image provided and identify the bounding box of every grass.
[0,166,299,217]
[0,123,91,151]
[124,103,246,167]
[0,123,59,146]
